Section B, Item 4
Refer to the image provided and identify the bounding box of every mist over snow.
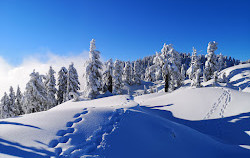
[0,51,89,96]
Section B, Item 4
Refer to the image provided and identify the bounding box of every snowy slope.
[0,64,250,158]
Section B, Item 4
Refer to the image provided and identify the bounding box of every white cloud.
[0,51,89,97]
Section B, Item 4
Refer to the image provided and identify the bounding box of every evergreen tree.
[160,43,183,91]
[8,86,16,116]
[85,39,103,99]
[204,41,218,80]
[187,47,201,79]
[203,66,207,82]
[23,70,48,113]
[57,67,68,104]
[162,60,170,92]
[218,53,224,71]
[66,63,80,100]
[153,52,164,80]
[113,59,123,94]
[44,66,57,109]
[0,92,11,118]
[181,64,186,81]
[15,85,24,115]
[145,66,155,82]
[133,60,141,84]
[123,61,132,85]
[187,47,201,85]
[213,71,218,86]
[103,59,113,93]
[191,68,202,88]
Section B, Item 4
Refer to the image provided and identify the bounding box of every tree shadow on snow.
[0,121,42,129]
[141,106,250,147]
[0,138,54,157]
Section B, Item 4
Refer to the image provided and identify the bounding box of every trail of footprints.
[48,108,89,156]
[203,88,232,120]
[64,108,124,158]
[49,107,125,158]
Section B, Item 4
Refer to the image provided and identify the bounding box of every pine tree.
[167,49,182,90]
[57,67,68,104]
[181,64,186,81]
[162,60,170,92]
[204,41,218,80]
[66,63,80,100]
[203,66,207,82]
[213,71,218,86]
[44,66,57,109]
[187,47,201,79]
[23,70,48,113]
[218,53,224,71]
[123,61,132,85]
[187,47,201,85]
[133,60,141,84]
[0,92,11,118]
[103,59,113,93]
[153,52,164,80]
[145,66,156,82]
[113,59,123,94]
[15,85,24,115]
[85,39,103,99]
[8,86,16,117]
[191,68,202,88]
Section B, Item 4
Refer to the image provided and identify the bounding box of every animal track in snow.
[203,88,232,120]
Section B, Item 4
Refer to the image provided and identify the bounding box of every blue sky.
[0,0,249,65]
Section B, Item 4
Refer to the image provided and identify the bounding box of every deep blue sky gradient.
[0,0,249,65]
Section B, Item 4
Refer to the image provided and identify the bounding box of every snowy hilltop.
[0,40,250,158]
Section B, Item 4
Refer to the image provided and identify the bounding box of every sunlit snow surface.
[0,64,250,158]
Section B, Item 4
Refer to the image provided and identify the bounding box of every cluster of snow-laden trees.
[0,63,80,119]
[0,39,241,118]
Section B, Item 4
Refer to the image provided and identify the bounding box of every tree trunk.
[165,74,169,92]
[108,76,112,93]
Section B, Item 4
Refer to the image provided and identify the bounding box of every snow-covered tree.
[8,86,16,117]
[103,59,113,93]
[191,68,202,88]
[57,67,68,104]
[187,47,201,79]
[44,66,57,109]
[153,52,164,80]
[181,64,186,81]
[0,92,11,119]
[23,70,48,113]
[123,61,132,85]
[85,39,103,99]
[15,85,24,115]
[220,72,227,83]
[218,53,224,72]
[162,60,170,92]
[213,71,218,86]
[204,41,218,80]
[66,63,80,100]
[133,60,141,84]
[113,59,123,94]
[203,66,207,82]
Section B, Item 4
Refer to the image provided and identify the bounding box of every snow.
[0,64,250,157]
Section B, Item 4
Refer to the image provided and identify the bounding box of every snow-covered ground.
[0,64,250,158]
